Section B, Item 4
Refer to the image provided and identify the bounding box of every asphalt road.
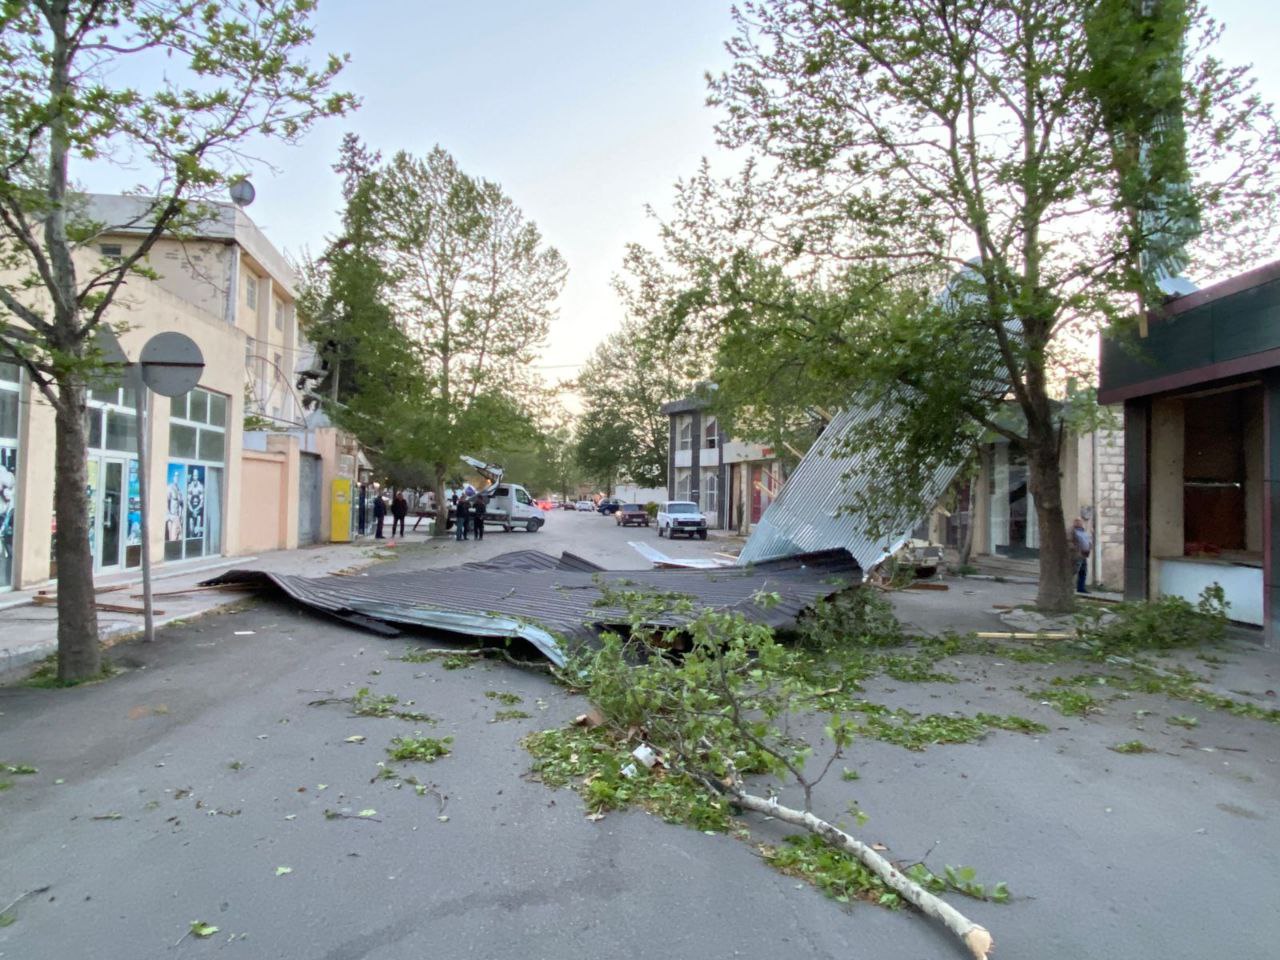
[2,514,1278,959]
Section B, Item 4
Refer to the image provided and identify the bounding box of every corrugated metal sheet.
[205,548,860,666]
[737,402,961,570]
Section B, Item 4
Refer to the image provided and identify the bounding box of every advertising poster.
[165,462,185,543]
[1,446,16,588]
[86,458,98,556]
[126,459,141,547]
[185,464,205,540]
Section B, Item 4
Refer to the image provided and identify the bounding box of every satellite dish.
[229,179,256,207]
[139,331,205,398]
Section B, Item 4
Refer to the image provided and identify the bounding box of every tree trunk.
[431,462,448,537]
[54,375,102,681]
[1026,431,1074,613]
[732,791,994,959]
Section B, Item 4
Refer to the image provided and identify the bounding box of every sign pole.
[133,368,155,643]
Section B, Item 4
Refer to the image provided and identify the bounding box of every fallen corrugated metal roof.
[204,548,860,667]
[737,402,961,571]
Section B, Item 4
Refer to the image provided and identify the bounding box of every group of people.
[372,490,408,539]
[450,492,487,541]
[370,488,489,542]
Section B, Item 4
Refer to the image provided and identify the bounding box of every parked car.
[560,500,578,510]
[615,503,649,527]
[575,500,594,512]
[657,500,708,539]
[535,498,555,511]
[597,497,622,515]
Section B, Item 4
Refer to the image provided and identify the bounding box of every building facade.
[661,396,784,533]
[0,194,355,594]
[1100,260,1280,639]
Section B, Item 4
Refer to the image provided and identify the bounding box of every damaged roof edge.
[344,601,568,667]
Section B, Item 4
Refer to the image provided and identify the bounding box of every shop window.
[104,409,137,453]
[169,423,198,459]
[0,384,16,439]
[198,430,225,462]
[189,389,208,423]
[208,392,227,427]
[1183,387,1258,554]
[1,362,18,590]
[166,387,228,562]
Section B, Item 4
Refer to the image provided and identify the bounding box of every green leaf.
[190,921,219,938]
[275,866,292,876]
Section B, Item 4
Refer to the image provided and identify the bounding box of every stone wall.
[1094,422,1126,590]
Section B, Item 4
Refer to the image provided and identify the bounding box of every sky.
[85,1,1280,386]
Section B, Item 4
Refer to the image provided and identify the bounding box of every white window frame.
[273,296,284,331]
[675,468,692,502]
[701,470,718,515]
[677,417,692,452]
[704,416,718,449]
[245,273,258,309]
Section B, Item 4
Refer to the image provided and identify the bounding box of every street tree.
[574,246,706,491]
[308,144,566,532]
[655,0,1279,611]
[0,0,353,680]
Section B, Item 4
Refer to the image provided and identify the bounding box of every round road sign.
[139,331,205,398]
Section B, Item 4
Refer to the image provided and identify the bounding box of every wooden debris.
[904,581,949,591]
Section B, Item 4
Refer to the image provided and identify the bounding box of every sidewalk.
[0,529,438,679]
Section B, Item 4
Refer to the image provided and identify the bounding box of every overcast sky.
[86,1,1280,383]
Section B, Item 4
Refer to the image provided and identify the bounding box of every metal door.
[298,453,322,546]
[96,456,125,571]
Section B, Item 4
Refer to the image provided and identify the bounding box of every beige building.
[935,422,1125,590]
[0,195,357,594]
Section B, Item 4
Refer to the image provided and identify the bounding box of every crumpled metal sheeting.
[738,403,961,571]
[455,549,604,573]
[203,548,860,667]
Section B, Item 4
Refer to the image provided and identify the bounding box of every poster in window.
[165,462,185,543]
[126,459,141,547]
[86,458,98,556]
[185,464,205,540]
[0,447,16,587]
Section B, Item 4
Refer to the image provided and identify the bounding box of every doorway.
[93,455,127,572]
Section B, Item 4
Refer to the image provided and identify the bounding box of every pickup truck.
[656,500,708,540]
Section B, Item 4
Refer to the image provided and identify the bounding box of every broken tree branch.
[731,790,994,960]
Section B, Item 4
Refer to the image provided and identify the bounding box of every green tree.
[306,143,566,532]
[574,246,705,490]
[656,0,1279,611]
[0,0,353,680]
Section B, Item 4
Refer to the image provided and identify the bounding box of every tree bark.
[732,791,994,959]
[1026,428,1074,613]
[54,375,102,681]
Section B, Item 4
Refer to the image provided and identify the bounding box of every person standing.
[472,494,487,540]
[372,491,387,539]
[1070,516,1092,594]
[455,495,471,542]
[391,491,408,538]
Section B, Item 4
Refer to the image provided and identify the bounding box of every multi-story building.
[0,194,356,594]
[660,395,784,533]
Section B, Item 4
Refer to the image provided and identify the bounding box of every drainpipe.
[1092,429,1099,589]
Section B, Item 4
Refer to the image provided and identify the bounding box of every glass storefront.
[164,387,227,562]
[1,360,19,590]
[82,383,142,573]
[989,441,1038,557]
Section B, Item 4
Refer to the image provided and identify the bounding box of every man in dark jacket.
[472,495,487,540]
[391,492,408,538]
[372,492,387,539]
[455,495,471,541]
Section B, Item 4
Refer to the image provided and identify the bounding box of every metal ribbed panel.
[205,549,860,666]
[737,404,961,570]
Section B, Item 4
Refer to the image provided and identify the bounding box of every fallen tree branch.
[731,790,994,959]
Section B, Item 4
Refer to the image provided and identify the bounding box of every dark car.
[615,503,649,527]
[597,497,622,515]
